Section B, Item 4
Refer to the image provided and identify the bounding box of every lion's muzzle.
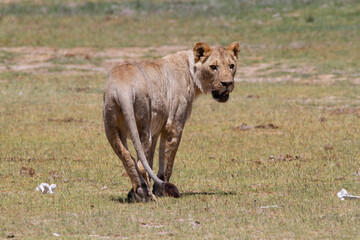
[211,90,230,103]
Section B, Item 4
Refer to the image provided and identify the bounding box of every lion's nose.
[221,81,233,87]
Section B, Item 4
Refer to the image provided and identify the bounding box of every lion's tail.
[117,91,180,198]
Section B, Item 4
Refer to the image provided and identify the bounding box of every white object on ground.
[35,183,57,194]
[260,205,282,209]
[53,233,60,237]
[337,188,360,200]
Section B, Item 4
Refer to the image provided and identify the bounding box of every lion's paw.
[152,182,165,197]
[127,186,157,203]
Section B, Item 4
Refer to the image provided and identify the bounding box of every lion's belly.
[150,109,167,136]
[148,91,168,136]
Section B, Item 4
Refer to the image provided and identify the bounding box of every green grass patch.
[0,50,18,64]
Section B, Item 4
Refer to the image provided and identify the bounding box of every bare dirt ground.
[0,0,19,3]
[1,46,359,84]
[0,46,187,75]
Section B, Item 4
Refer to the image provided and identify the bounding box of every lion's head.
[193,42,240,103]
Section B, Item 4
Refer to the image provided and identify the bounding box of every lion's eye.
[229,64,235,69]
[210,65,217,70]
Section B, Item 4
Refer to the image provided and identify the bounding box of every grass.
[1,73,360,239]
[1,0,360,239]
[0,50,18,64]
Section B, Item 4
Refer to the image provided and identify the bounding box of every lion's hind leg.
[137,134,159,188]
[103,110,155,202]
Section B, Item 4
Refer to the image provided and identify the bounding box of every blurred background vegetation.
[1,0,359,72]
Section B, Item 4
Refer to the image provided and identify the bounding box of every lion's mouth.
[211,90,229,103]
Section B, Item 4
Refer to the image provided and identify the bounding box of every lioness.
[103,42,240,202]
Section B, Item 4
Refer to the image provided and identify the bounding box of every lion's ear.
[227,42,240,59]
[193,42,211,63]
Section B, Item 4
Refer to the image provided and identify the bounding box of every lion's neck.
[161,50,204,101]
[186,51,205,97]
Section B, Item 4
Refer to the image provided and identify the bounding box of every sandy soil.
[0,46,187,75]
[0,46,358,84]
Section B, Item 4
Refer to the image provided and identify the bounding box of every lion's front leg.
[153,124,183,197]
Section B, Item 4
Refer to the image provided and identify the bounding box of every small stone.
[7,233,15,238]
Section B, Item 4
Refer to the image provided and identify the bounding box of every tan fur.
[103,42,240,202]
